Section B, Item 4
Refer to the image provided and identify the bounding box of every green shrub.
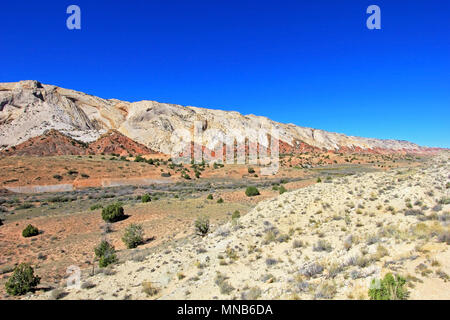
[317,177,322,183]
[101,202,125,222]
[217,198,224,204]
[248,167,255,174]
[195,215,210,236]
[134,155,146,162]
[94,240,117,268]
[53,174,63,181]
[279,185,287,194]
[232,210,241,220]
[182,172,191,180]
[122,223,144,249]
[368,273,408,300]
[207,194,213,200]
[141,194,151,203]
[245,186,260,197]
[47,196,73,203]
[90,204,103,211]
[22,224,39,238]
[5,263,40,296]
[16,202,34,210]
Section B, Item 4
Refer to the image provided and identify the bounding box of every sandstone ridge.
[0,80,443,155]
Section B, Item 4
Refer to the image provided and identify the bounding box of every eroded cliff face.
[0,80,437,155]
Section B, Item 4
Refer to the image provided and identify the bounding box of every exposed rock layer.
[1,129,155,157]
[0,80,444,155]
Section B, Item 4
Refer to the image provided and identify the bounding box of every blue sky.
[1,1,449,147]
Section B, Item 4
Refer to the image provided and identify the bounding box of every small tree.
[248,167,255,174]
[22,224,39,238]
[245,186,260,197]
[94,240,117,268]
[141,194,151,203]
[279,185,287,194]
[182,172,191,180]
[5,263,40,296]
[195,215,210,236]
[101,202,125,223]
[122,223,144,249]
[217,198,224,203]
[232,210,241,220]
[207,194,213,200]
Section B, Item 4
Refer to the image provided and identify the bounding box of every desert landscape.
[0,81,448,300]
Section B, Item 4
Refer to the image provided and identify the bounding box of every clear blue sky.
[1,1,449,147]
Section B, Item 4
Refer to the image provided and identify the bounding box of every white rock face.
[0,80,424,153]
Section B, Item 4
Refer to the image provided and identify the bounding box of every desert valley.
[0,81,448,300]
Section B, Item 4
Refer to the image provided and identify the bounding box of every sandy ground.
[0,153,420,190]
[20,152,449,300]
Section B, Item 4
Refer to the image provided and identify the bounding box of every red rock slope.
[1,129,156,157]
[87,130,156,156]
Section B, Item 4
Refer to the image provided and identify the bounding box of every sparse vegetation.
[215,273,234,295]
[195,214,210,236]
[245,186,260,197]
[122,223,144,249]
[94,240,118,268]
[90,203,103,211]
[5,263,40,296]
[141,194,151,203]
[313,239,332,252]
[22,224,39,238]
[369,273,408,300]
[279,185,287,194]
[101,202,125,222]
[142,281,159,296]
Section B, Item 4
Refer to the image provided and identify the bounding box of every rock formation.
[0,80,443,156]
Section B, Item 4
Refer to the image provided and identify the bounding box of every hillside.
[86,130,156,156]
[1,129,88,156]
[0,80,442,157]
[1,129,155,157]
[25,153,450,300]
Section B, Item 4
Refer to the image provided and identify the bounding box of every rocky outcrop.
[1,129,88,156]
[87,129,156,156]
[1,129,156,157]
[0,81,443,156]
